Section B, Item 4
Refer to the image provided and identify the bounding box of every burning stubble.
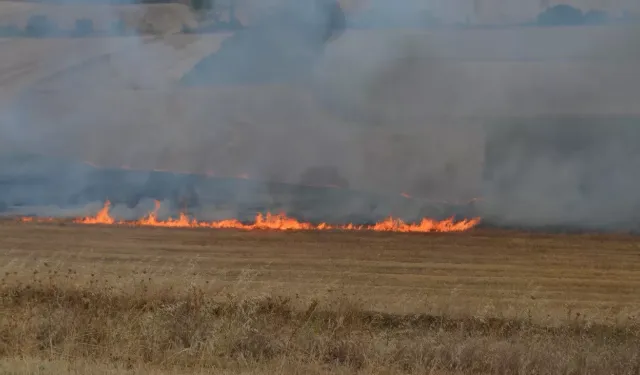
[1,1,640,230]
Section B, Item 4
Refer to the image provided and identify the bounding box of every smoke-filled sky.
[1,0,640,229]
[239,0,640,25]
[427,0,640,23]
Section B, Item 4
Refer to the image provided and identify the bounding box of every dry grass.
[2,221,640,374]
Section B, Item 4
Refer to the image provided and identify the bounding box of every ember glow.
[19,217,53,223]
[60,201,480,233]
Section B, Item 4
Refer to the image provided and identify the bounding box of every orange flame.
[19,217,55,223]
[70,201,480,233]
[75,200,115,224]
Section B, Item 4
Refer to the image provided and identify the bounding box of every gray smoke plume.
[1,0,640,229]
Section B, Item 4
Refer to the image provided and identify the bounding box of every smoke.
[1,0,640,229]
[312,1,640,230]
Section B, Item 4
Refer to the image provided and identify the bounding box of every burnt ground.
[0,152,479,224]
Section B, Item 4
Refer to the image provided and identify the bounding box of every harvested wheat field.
[2,6,640,373]
[2,220,640,374]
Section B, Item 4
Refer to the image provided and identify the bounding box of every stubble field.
[2,221,640,374]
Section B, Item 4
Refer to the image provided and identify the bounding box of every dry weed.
[1,266,640,375]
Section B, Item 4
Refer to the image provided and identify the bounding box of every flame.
[75,200,115,224]
[367,217,480,232]
[69,201,480,233]
[400,192,412,198]
[19,217,53,223]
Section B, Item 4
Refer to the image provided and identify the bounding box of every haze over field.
[0,0,639,229]
[237,0,640,25]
